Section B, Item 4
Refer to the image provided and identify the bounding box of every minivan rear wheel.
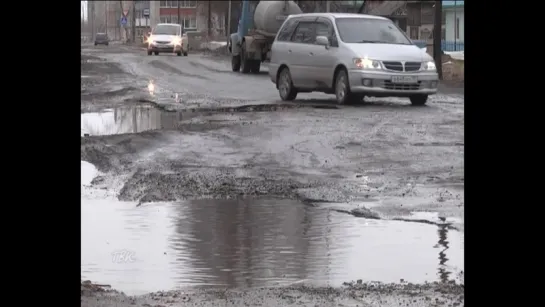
[278,68,298,101]
[334,69,361,105]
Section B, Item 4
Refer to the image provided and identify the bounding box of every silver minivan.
[269,13,439,105]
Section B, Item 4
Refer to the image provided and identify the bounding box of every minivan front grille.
[404,62,421,71]
[382,61,403,71]
[384,80,421,90]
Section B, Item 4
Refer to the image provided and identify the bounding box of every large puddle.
[81,104,181,136]
[82,197,464,295]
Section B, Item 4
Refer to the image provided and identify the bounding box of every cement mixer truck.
[228,0,302,74]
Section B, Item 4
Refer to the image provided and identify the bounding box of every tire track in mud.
[188,60,229,73]
[149,60,209,80]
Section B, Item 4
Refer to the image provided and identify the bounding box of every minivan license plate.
[391,76,418,84]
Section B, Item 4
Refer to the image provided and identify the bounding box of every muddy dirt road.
[81,44,464,306]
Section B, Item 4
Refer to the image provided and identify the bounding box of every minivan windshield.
[153,25,180,36]
[96,33,107,39]
[335,18,412,45]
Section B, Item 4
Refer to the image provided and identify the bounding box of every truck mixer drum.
[253,1,303,34]
[231,1,302,74]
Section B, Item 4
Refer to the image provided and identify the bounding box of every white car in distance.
[147,23,188,56]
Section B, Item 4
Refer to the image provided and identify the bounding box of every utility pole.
[132,1,136,42]
[454,0,457,50]
[105,2,108,36]
[208,0,212,37]
[177,0,181,29]
[326,0,330,13]
[91,1,95,39]
[433,0,443,79]
[227,0,231,37]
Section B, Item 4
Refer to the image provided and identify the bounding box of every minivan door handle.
[309,52,314,56]
[288,49,292,53]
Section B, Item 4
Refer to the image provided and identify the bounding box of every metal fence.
[413,40,464,51]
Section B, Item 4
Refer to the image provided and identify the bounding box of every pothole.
[81,102,338,137]
[81,104,182,136]
[81,197,464,295]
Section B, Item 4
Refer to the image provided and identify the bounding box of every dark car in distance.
[94,33,109,46]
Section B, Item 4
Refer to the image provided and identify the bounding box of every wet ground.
[81,44,464,306]
[82,197,463,294]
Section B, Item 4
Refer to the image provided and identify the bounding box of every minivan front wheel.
[278,68,298,101]
[410,95,428,106]
[334,69,361,105]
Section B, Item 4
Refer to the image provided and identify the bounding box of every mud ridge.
[300,198,461,230]
[81,131,165,172]
[174,103,338,116]
[81,86,140,98]
[392,217,460,230]
[81,280,464,307]
[332,207,460,230]
[117,168,313,204]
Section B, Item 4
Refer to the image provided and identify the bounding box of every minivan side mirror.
[316,36,329,47]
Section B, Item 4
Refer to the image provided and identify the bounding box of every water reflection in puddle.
[81,198,464,295]
[81,105,182,136]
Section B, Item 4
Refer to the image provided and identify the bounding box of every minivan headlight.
[354,57,381,69]
[421,61,436,71]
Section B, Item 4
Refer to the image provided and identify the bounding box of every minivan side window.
[291,22,316,44]
[316,18,338,47]
[277,18,298,42]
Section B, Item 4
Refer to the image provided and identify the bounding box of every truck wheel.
[231,55,241,72]
[183,51,188,56]
[147,50,152,56]
[250,61,261,74]
[240,42,251,74]
[278,68,298,101]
